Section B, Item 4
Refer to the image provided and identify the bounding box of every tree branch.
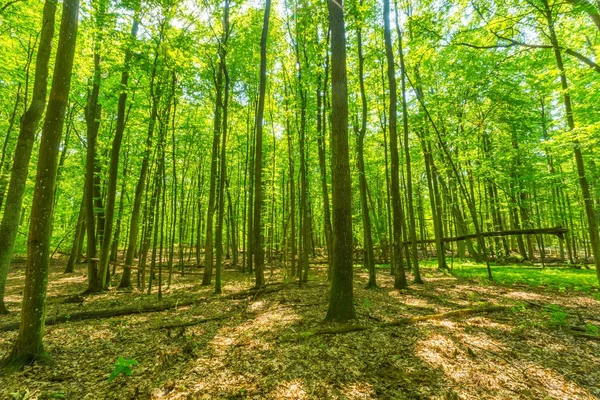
[0,0,26,14]
[455,33,600,74]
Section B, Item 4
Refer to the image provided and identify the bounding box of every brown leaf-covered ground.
[1,258,599,399]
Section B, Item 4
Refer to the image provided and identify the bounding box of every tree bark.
[325,0,356,322]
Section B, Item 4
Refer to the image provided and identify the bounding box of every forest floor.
[1,257,599,400]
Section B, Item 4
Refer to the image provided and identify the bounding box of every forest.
[0,0,599,397]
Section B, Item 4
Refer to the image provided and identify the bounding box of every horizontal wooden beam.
[404,227,568,245]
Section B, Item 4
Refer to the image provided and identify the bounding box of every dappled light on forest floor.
[1,258,599,399]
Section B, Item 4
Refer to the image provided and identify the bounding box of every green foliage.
[448,261,599,293]
[361,298,374,312]
[40,392,66,400]
[585,323,599,336]
[547,305,568,327]
[108,356,138,382]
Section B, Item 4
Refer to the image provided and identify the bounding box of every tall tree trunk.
[0,0,56,314]
[355,17,376,288]
[215,1,230,294]
[325,0,356,322]
[111,146,130,266]
[252,0,271,288]
[285,89,296,278]
[202,39,226,287]
[83,0,107,293]
[378,61,394,273]
[383,0,407,289]
[2,0,79,367]
[246,102,256,274]
[118,44,161,289]
[394,6,421,283]
[317,71,333,279]
[97,13,139,291]
[421,137,446,269]
[542,0,600,283]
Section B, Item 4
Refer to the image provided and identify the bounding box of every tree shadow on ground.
[1,261,599,399]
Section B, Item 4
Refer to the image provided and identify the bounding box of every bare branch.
[0,0,26,14]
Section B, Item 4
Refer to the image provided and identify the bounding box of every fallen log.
[0,300,199,332]
[407,290,463,308]
[223,285,286,300]
[282,305,510,341]
[570,331,600,341]
[158,315,231,329]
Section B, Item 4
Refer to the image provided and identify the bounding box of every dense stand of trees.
[0,0,599,367]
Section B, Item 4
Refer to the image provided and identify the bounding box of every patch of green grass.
[445,260,599,293]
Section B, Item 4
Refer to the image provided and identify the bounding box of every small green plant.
[361,298,373,312]
[511,302,526,313]
[547,305,568,327]
[585,323,600,336]
[40,392,65,400]
[108,356,138,382]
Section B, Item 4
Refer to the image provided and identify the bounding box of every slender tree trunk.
[97,14,139,291]
[378,62,394,273]
[0,0,56,314]
[118,45,161,289]
[83,0,107,293]
[542,0,600,283]
[215,4,230,293]
[111,146,129,265]
[383,0,407,289]
[246,103,256,274]
[252,0,271,288]
[355,19,376,288]
[202,39,226,286]
[317,73,333,279]
[394,8,421,283]
[285,90,296,278]
[65,193,85,274]
[421,137,446,269]
[167,77,178,286]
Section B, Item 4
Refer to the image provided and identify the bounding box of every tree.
[353,0,376,288]
[383,0,407,290]
[252,0,271,288]
[325,0,356,322]
[2,0,79,368]
[0,0,56,314]
[97,8,140,291]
